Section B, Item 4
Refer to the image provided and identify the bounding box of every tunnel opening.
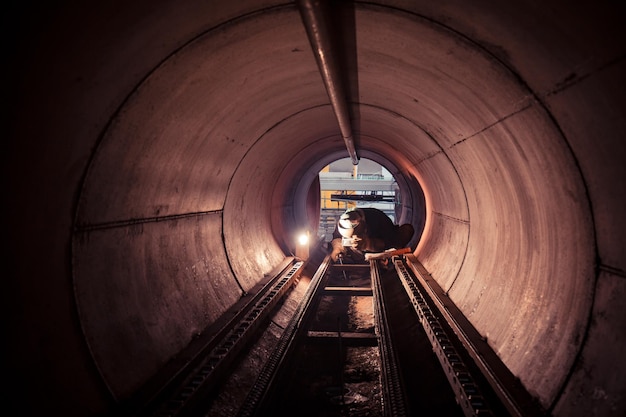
[283,150,427,259]
[318,157,401,242]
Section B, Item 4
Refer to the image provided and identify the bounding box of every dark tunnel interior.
[4,1,626,416]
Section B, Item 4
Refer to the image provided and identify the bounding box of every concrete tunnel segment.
[5,1,625,416]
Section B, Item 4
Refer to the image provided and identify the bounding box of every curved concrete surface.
[5,1,625,416]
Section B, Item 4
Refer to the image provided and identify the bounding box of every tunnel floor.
[259,266,383,417]
[204,252,466,416]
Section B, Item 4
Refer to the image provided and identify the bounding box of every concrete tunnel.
[4,1,625,416]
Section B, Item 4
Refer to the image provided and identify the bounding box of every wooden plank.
[322,286,372,296]
[307,330,377,340]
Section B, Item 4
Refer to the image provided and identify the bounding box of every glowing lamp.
[295,231,310,259]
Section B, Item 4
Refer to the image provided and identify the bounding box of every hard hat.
[337,209,362,238]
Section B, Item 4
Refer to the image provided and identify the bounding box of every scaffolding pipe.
[297,0,359,165]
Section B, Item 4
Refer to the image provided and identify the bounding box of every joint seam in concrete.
[270,319,286,330]
[415,149,444,164]
[432,211,469,224]
[449,101,534,149]
[599,263,626,278]
[545,53,626,97]
[74,210,223,232]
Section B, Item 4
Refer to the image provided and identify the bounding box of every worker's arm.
[352,235,385,253]
[330,237,346,262]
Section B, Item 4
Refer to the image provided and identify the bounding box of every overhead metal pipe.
[297,0,359,165]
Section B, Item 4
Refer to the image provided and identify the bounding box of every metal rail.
[134,250,542,417]
[143,260,304,417]
[404,257,547,417]
[393,259,495,417]
[371,260,409,417]
[236,254,333,417]
[236,255,411,417]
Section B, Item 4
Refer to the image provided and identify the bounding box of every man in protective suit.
[330,207,414,262]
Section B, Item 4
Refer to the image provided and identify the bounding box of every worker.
[330,207,414,262]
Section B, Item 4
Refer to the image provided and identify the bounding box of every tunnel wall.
[441,107,594,402]
[71,5,321,399]
[5,1,625,416]
[350,6,598,406]
[73,215,241,396]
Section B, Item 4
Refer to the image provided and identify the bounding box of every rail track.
[236,253,412,417]
[234,251,504,417]
[130,244,545,417]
